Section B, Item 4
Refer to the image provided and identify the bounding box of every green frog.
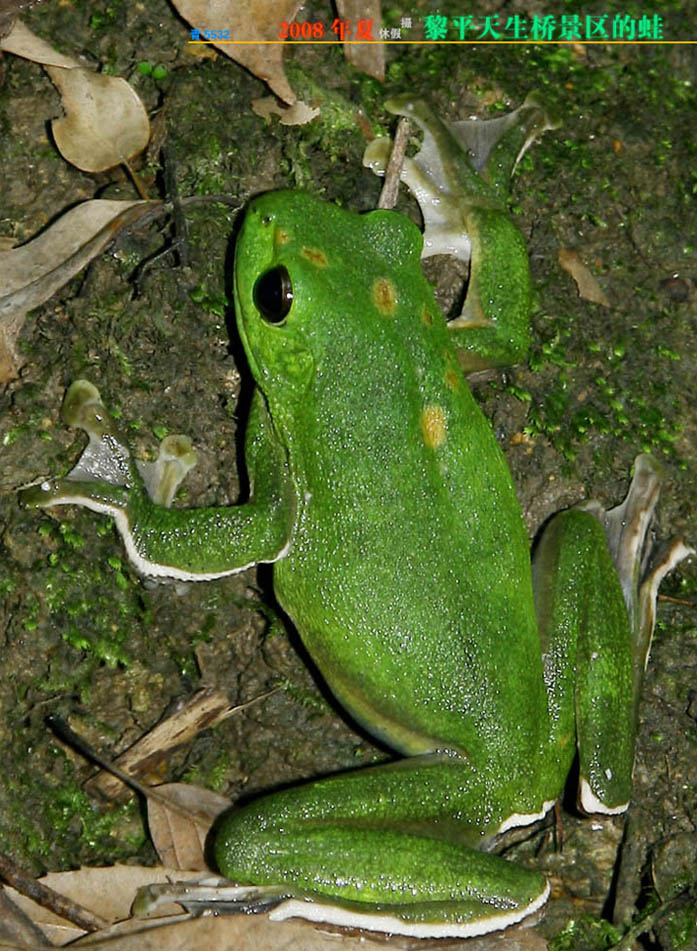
[20,98,691,938]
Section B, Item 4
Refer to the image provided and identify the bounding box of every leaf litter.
[0,19,153,381]
[0,3,428,946]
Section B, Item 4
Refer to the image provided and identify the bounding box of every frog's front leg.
[214,753,550,938]
[364,96,557,371]
[20,382,295,581]
[533,456,693,813]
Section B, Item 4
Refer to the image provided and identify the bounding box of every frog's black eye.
[253,266,293,323]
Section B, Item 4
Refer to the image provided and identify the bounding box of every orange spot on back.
[373,277,398,316]
[445,367,460,391]
[274,229,290,245]
[421,404,447,449]
[301,247,329,267]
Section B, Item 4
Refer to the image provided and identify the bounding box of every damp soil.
[1,2,696,947]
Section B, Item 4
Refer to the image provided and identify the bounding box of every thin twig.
[377,117,410,210]
[48,687,280,819]
[0,851,108,934]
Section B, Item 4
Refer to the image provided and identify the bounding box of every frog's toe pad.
[137,434,197,507]
[21,380,198,513]
[579,779,628,817]
[64,380,198,506]
[362,136,391,175]
[59,380,133,488]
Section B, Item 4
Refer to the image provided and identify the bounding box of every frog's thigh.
[214,757,549,938]
[533,509,634,813]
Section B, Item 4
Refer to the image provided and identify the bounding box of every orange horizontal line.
[188,39,686,44]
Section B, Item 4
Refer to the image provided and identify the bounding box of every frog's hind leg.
[214,755,550,938]
[578,455,693,728]
[533,455,692,815]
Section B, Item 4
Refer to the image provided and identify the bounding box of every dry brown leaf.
[0,17,78,68]
[0,199,158,382]
[46,67,151,172]
[0,19,150,172]
[147,783,230,870]
[0,888,48,947]
[335,0,384,80]
[85,689,234,801]
[0,0,21,41]
[558,247,610,307]
[171,0,304,105]
[0,851,108,938]
[69,910,391,950]
[0,311,25,385]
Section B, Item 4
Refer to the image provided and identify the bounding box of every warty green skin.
[215,193,634,927]
[236,195,545,766]
[20,100,670,935]
[21,190,642,937]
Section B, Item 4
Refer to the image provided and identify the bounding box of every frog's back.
[257,194,546,766]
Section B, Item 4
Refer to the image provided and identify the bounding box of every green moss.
[79,0,124,31]
[550,915,620,951]
[1,752,145,872]
[279,678,332,718]
[21,516,142,679]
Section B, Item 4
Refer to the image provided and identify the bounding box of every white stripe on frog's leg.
[579,778,627,816]
[34,490,290,584]
[269,881,551,938]
[135,878,551,939]
[497,799,556,833]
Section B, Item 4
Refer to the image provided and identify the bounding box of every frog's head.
[234,192,318,404]
[234,190,425,416]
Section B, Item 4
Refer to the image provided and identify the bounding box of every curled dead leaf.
[251,97,320,126]
[172,0,304,105]
[147,783,231,871]
[335,0,384,81]
[0,17,79,68]
[47,66,151,172]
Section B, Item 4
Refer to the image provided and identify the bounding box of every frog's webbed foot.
[364,96,557,370]
[363,94,558,265]
[19,380,197,514]
[578,454,693,684]
[133,878,292,919]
